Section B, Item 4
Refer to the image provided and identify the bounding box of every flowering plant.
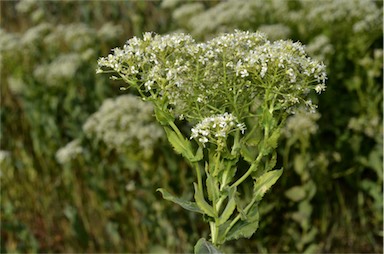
[97,30,326,252]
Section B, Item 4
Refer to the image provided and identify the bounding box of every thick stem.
[210,221,219,246]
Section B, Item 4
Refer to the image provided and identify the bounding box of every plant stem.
[231,152,263,188]
[193,162,204,194]
[223,193,258,238]
[210,221,219,246]
[168,120,184,139]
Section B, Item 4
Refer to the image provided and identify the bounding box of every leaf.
[206,171,219,203]
[218,220,232,244]
[262,127,281,156]
[157,188,203,214]
[244,125,263,147]
[164,127,201,162]
[240,146,256,163]
[225,202,259,241]
[253,169,283,202]
[293,154,307,176]
[303,243,319,254]
[218,186,237,225]
[194,183,216,218]
[154,107,174,126]
[252,151,278,179]
[218,161,238,186]
[194,146,204,162]
[265,151,277,172]
[285,186,307,202]
[301,227,318,246]
[194,238,222,254]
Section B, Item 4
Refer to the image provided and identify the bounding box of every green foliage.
[194,238,222,254]
[99,29,325,250]
[157,188,203,214]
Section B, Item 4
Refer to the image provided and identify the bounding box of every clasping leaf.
[164,127,203,162]
[253,169,283,201]
[194,238,222,254]
[157,188,203,214]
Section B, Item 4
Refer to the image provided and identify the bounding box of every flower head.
[82,95,164,158]
[190,112,246,149]
[98,30,326,125]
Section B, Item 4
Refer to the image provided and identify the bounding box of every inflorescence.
[97,30,327,147]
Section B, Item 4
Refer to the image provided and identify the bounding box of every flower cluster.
[348,116,381,139]
[305,35,334,64]
[257,24,291,41]
[304,0,380,26]
[282,108,321,139]
[82,95,164,158]
[301,0,382,37]
[184,0,289,38]
[98,30,327,126]
[56,139,84,164]
[33,53,82,86]
[190,113,246,149]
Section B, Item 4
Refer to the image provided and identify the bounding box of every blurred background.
[0,0,382,253]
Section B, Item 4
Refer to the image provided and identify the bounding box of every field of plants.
[1,0,383,253]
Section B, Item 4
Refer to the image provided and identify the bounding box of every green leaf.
[240,146,257,163]
[262,127,281,156]
[154,107,174,125]
[285,186,307,202]
[157,188,203,214]
[252,151,277,179]
[265,151,277,172]
[194,183,216,218]
[164,127,201,162]
[225,203,259,241]
[253,169,283,202]
[194,238,222,254]
[194,146,204,162]
[218,220,232,244]
[206,171,219,203]
[218,186,237,225]
[218,161,238,186]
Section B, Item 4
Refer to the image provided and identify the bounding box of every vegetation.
[1,0,382,253]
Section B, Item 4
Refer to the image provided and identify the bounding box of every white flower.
[82,95,164,157]
[98,30,327,121]
[56,139,83,164]
[145,80,154,91]
[240,69,249,78]
[260,64,268,78]
[199,137,209,144]
[315,83,326,94]
[190,112,246,148]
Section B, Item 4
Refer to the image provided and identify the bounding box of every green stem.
[223,193,258,238]
[213,152,221,176]
[231,153,263,188]
[220,167,229,191]
[231,130,241,156]
[210,221,219,246]
[168,120,183,139]
[193,162,204,195]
